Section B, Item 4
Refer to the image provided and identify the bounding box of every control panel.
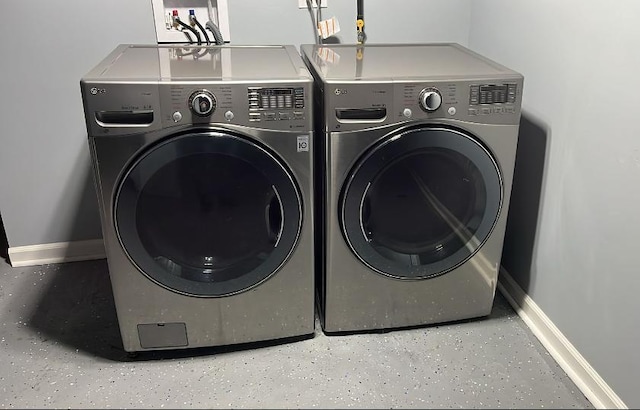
[84,81,312,135]
[153,83,310,131]
[248,87,306,122]
[325,79,522,131]
[398,81,521,124]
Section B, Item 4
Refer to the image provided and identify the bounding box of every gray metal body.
[81,45,315,351]
[301,43,524,332]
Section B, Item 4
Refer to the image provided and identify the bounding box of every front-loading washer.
[301,43,524,333]
[81,44,315,352]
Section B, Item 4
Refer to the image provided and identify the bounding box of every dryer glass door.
[114,132,302,297]
[340,127,502,279]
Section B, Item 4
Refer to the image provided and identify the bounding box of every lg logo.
[90,87,106,95]
[334,88,348,96]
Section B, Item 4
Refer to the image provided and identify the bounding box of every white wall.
[228,0,471,48]
[0,1,156,247]
[469,1,640,407]
[359,0,470,45]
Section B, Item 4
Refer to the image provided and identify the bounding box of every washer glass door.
[115,132,302,297]
[340,126,502,279]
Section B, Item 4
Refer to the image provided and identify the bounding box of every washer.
[301,43,524,333]
[81,44,315,352]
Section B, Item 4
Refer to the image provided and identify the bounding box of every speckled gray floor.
[0,257,592,409]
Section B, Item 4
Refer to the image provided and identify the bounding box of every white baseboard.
[498,268,627,410]
[8,239,106,267]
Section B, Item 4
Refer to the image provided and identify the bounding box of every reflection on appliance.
[161,47,225,79]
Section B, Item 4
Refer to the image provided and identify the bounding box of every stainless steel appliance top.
[83,44,312,82]
[300,43,522,81]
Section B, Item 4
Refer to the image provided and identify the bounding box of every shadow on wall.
[68,157,103,241]
[0,214,9,263]
[500,111,550,294]
[47,136,103,261]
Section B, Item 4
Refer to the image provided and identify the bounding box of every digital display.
[248,87,305,119]
[260,89,293,96]
[258,88,294,109]
[470,83,517,105]
[480,85,508,104]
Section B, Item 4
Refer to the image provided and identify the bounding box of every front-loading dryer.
[301,43,523,333]
[81,44,315,352]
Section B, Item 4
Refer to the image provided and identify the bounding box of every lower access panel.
[137,323,188,349]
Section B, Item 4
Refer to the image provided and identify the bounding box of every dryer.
[81,45,315,352]
[301,43,523,333]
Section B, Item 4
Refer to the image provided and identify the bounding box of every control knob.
[419,88,442,112]
[189,90,216,117]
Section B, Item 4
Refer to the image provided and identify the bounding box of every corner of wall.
[498,268,627,410]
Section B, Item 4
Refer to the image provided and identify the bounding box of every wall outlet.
[298,0,327,8]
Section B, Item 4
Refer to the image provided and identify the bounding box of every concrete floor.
[0,257,592,409]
